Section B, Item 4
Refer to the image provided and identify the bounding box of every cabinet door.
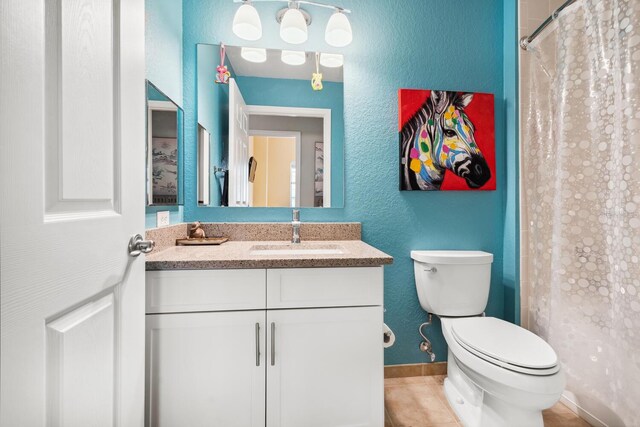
[266,307,384,427]
[146,311,266,427]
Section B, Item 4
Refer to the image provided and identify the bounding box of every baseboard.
[384,362,447,378]
[560,393,609,427]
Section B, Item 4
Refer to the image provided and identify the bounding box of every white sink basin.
[249,243,345,256]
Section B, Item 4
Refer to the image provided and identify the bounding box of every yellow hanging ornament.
[311,53,323,91]
[312,72,323,91]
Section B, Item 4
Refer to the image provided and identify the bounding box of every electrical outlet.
[156,211,170,228]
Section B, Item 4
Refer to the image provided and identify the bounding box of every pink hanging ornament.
[215,44,231,85]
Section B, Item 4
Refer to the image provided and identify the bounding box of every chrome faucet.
[291,209,301,244]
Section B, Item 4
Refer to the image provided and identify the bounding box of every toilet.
[412,250,565,427]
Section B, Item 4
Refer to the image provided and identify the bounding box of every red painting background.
[398,89,496,191]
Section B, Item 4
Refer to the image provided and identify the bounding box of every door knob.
[128,234,155,257]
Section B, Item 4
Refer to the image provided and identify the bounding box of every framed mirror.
[196,44,344,208]
[146,81,184,206]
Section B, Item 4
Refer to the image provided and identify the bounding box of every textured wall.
[196,44,232,207]
[503,0,520,324]
[146,0,183,105]
[182,0,509,365]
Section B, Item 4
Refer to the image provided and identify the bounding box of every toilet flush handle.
[423,266,437,273]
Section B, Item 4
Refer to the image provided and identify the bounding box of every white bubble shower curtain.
[522,0,640,425]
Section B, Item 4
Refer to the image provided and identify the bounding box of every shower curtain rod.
[520,0,578,50]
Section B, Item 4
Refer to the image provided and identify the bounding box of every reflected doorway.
[249,131,301,207]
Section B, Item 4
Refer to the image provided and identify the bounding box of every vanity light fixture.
[279,3,309,44]
[319,52,343,67]
[232,1,263,41]
[241,47,267,63]
[281,50,306,65]
[231,0,352,47]
[325,9,352,47]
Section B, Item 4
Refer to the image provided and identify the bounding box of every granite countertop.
[145,240,393,270]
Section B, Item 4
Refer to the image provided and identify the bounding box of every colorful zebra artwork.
[399,89,495,191]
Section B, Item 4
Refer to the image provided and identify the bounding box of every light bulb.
[319,53,343,68]
[280,7,308,44]
[232,3,262,41]
[241,47,267,63]
[325,10,352,47]
[281,50,306,66]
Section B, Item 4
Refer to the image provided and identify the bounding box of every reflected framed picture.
[314,141,324,207]
[399,89,496,191]
[151,137,178,204]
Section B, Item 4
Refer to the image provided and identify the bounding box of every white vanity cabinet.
[265,306,382,427]
[145,267,384,427]
[146,311,266,427]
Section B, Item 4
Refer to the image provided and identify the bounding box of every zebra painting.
[399,90,495,191]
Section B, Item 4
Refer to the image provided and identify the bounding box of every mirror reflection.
[146,81,184,206]
[196,44,344,208]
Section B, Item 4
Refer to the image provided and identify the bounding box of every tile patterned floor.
[384,376,591,427]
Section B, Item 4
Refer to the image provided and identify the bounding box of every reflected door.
[228,78,250,207]
[0,0,146,425]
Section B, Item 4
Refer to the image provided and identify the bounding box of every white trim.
[245,105,332,207]
[148,100,178,112]
[147,108,153,205]
[249,130,301,207]
[560,393,607,427]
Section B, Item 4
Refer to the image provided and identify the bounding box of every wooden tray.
[176,237,229,246]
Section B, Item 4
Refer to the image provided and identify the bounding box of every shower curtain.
[522,0,640,425]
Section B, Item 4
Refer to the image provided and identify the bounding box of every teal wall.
[502,0,520,324]
[196,44,233,207]
[180,0,517,365]
[146,0,183,105]
[148,84,169,102]
[235,76,344,207]
[145,205,184,229]
[146,0,184,227]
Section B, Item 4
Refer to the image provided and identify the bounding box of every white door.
[0,0,146,426]
[228,78,249,206]
[266,307,384,427]
[146,311,266,427]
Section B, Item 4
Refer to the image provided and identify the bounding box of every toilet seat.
[450,317,560,376]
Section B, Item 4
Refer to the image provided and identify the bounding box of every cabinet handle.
[255,323,260,367]
[270,322,276,366]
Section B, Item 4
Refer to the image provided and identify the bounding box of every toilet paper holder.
[383,323,395,348]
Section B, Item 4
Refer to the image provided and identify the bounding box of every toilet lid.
[451,317,559,373]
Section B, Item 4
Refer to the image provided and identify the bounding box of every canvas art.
[399,89,495,191]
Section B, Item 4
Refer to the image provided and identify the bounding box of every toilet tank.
[411,251,493,316]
